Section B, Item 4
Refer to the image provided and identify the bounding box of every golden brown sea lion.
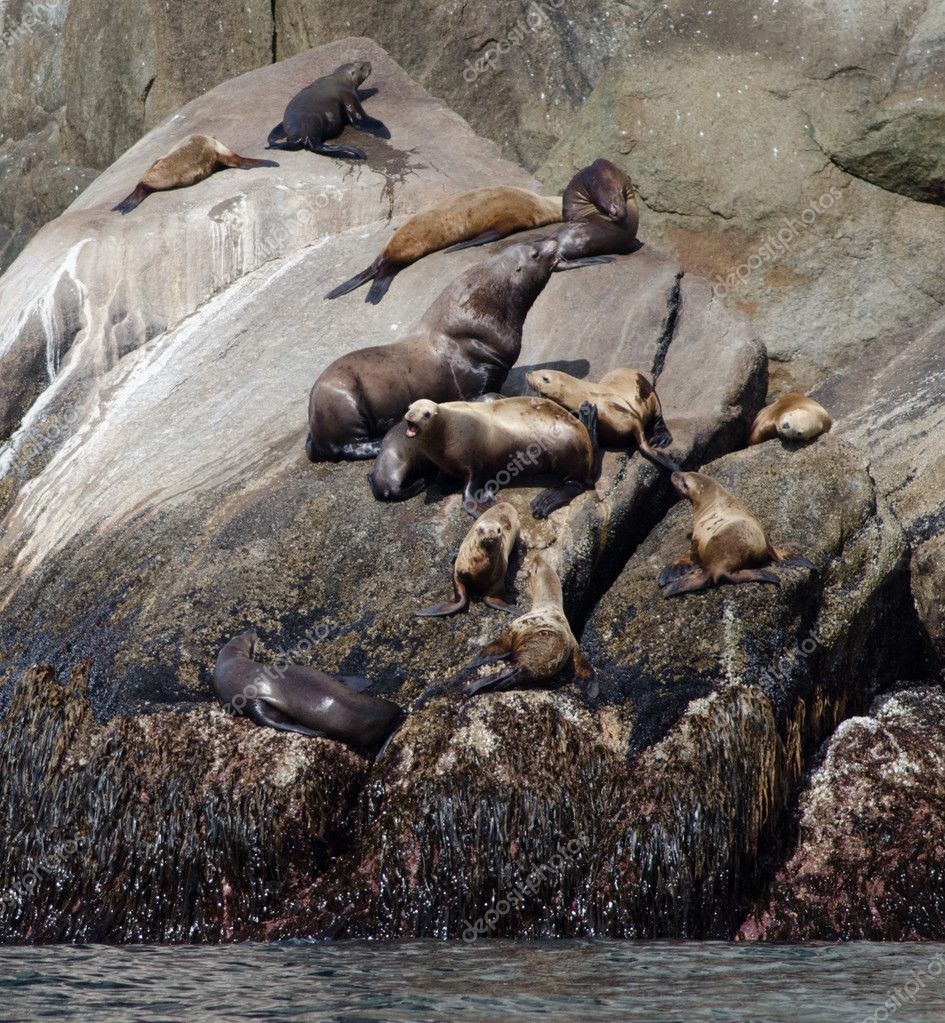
[267,60,389,159]
[112,135,278,214]
[458,553,595,697]
[307,238,591,463]
[658,471,815,597]
[525,367,678,470]
[213,631,402,747]
[416,502,521,617]
[748,393,833,446]
[401,395,599,519]
[325,187,565,304]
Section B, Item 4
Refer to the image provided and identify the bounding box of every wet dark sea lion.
[307,238,571,462]
[748,393,833,446]
[267,61,389,159]
[416,502,521,617]
[112,135,278,214]
[658,471,815,597]
[458,553,595,697]
[526,367,677,470]
[547,158,639,262]
[325,187,564,304]
[401,395,599,519]
[213,631,403,746]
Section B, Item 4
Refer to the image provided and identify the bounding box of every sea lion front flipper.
[309,141,367,160]
[482,595,520,614]
[662,570,713,598]
[648,413,673,449]
[464,665,524,696]
[342,95,391,139]
[552,256,614,271]
[112,184,153,215]
[772,548,817,571]
[637,438,682,473]
[335,676,376,693]
[266,121,288,148]
[531,480,585,519]
[444,230,505,253]
[244,699,326,738]
[416,578,470,618]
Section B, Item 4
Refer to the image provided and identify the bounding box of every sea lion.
[748,393,833,446]
[400,395,598,519]
[266,61,389,159]
[368,393,503,502]
[658,471,816,597]
[213,631,403,746]
[416,502,521,617]
[546,158,639,262]
[307,238,581,462]
[457,553,595,697]
[325,187,565,304]
[112,135,278,214]
[525,367,678,470]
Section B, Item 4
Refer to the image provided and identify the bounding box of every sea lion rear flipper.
[662,570,712,598]
[721,568,781,587]
[335,676,376,693]
[772,551,817,571]
[326,258,382,300]
[232,156,280,170]
[658,555,697,587]
[366,273,397,304]
[245,699,326,738]
[552,256,614,272]
[444,230,505,253]
[310,141,367,160]
[112,184,152,215]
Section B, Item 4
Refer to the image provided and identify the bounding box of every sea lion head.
[230,630,259,658]
[671,470,711,504]
[368,422,428,502]
[335,61,372,88]
[568,158,634,226]
[778,405,830,442]
[505,237,560,279]
[525,368,567,401]
[474,515,507,550]
[404,398,440,439]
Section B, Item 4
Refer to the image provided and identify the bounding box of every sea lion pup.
[545,158,639,264]
[401,396,598,519]
[457,553,595,698]
[525,367,678,471]
[307,238,572,462]
[213,631,403,747]
[266,61,389,159]
[325,187,565,304]
[416,502,521,617]
[112,135,278,214]
[658,471,816,597]
[748,393,833,446]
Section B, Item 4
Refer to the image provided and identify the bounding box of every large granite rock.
[744,687,945,941]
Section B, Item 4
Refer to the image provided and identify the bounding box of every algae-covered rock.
[744,687,945,941]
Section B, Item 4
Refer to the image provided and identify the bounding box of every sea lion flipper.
[245,699,326,738]
[464,665,524,695]
[309,141,367,160]
[482,595,519,614]
[531,480,585,520]
[637,438,682,473]
[416,579,469,618]
[326,258,382,300]
[335,676,376,693]
[658,556,697,587]
[444,230,504,253]
[661,570,712,598]
[552,255,614,272]
[773,552,817,571]
[721,568,781,587]
[112,184,152,215]
[266,122,288,148]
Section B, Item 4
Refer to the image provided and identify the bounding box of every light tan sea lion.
[658,471,815,597]
[525,367,678,470]
[325,187,565,304]
[748,394,833,446]
[458,553,596,698]
[401,395,599,519]
[112,135,278,214]
[415,502,521,617]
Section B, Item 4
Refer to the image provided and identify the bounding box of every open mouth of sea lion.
[405,423,419,438]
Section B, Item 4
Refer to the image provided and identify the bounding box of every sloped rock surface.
[744,687,945,941]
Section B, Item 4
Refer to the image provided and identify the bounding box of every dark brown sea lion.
[457,553,595,697]
[325,187,564,303]
[525,367,678,470]
[546,158,639,263]
[658,471,816,597]
[401,395,598,519]
[748,393,833,446]
[416,502,521,617]
[307,238,585,462]
[212,631,403,746]
[266,61,389,159]
[112,135,278,214]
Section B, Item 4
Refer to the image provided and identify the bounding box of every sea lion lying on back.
[267,61,389,159]
[213,631,402,747]
[400,396,599,519]
[545,158,639,261]
[416,502,521,617]
[308,239,576,462]
[325,187,565,304]
[658,471,815,597]
[748,394,832,446]
[457,553,595,698]
[112,135,278,214]
[526,367,678,471]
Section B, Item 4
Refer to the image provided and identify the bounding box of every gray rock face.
[744,687,945,942]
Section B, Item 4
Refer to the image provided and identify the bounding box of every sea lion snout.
[404,399,437,437]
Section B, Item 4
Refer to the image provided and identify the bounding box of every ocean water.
[2,940,944,1022]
